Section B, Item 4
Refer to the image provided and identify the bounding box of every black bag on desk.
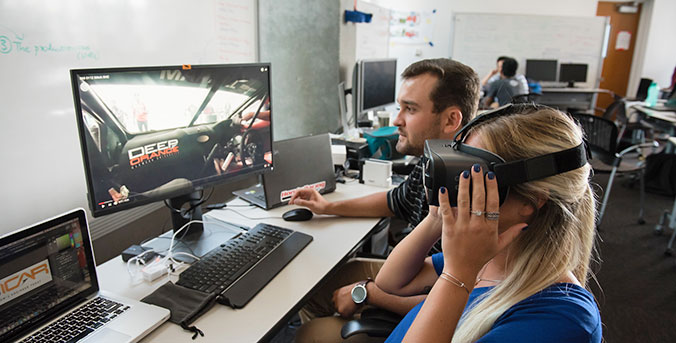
[644,153,676,196]
[142,282,218,340]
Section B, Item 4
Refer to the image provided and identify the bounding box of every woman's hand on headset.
[437,164,525,282]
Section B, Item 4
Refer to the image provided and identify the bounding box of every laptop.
[233,133,336,209]
[0,209,169,343]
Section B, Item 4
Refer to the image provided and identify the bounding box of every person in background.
[292,58,480,343]
[481,56,529,96]
[133,94,149,132]
[378,104,601,342]
[483,57,524,107]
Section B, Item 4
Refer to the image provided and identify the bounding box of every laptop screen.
[0,210,98,341]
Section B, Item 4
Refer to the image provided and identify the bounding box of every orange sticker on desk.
[182,65,192,70]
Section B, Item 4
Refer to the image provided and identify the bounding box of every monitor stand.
[142,191,244,263]
[567,81,576,88]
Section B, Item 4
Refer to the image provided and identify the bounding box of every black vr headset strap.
[454,104,514,142]
[492,143,588,186]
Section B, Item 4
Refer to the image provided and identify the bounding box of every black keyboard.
[176,223,312,308]
[20,297,129,343]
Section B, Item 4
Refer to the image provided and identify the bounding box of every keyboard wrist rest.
[218,231,313,308]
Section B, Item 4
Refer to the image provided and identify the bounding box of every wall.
[628,0,676,94]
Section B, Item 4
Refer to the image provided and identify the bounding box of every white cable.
[222,207,279,220]
[126,249,159,284]
[128,219,249,285]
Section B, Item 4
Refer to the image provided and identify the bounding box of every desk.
[633,105,676,153]
[97,181,387,342]
[633,105,676,130]
[539,88,610,112]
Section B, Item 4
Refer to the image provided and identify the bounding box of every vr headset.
[423,104,589,207]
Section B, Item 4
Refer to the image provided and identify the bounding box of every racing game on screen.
[72,64,273,215]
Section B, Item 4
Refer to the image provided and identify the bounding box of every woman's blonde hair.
[452,105,598,342]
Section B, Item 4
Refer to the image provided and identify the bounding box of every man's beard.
[396,136,423,156]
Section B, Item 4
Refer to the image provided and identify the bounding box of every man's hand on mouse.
[288,188,331,215]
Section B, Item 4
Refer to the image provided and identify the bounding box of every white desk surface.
[97,181,387,342]
[633,105,676,124]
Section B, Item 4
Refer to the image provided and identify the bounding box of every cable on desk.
[222,207,280,220]
[129,219,249,284]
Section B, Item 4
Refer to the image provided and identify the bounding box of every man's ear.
[441,106,463,135]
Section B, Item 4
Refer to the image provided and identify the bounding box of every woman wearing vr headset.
[376,104,601,342]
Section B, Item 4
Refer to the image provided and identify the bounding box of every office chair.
[571,113,658,228]
[511,93,541,104]
[341,308,402,341]
[601,98,647,149]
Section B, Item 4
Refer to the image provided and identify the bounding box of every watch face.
[351,285,367,303]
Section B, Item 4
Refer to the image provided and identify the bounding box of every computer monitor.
[71,63,273,254]
[559,63,588,87]
[525,59,558,82]
[353,58,397,125]
[337,82,351,135]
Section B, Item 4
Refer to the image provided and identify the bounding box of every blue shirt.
[385,253,602,343]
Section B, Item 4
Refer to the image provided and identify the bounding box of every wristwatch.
[351,279,372,304]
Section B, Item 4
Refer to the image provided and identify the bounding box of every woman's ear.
[518,195,547,219]
[518,201,537,218]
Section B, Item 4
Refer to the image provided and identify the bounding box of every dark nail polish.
[487,171,495,180]
[473,164,481,172]
[440,186,446,194]
[462,170,470,179]
[522,226,529,231]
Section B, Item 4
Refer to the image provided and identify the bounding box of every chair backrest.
[571,112,618,165]
[601,99,628,146]
[635,78,653,100]
[511,93,541,104]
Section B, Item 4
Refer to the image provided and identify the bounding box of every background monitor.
[525,59,558,82]
[71,63,273,239]
[353,58,397,125]
[337,82,351,134]
[559,63,588,87]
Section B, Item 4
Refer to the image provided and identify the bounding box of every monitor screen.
[559,63,588,83]
[525,59,558,82]
[358,59,397,114]
[71,64,273,218]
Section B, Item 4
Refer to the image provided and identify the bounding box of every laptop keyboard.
[176,223,312,308]
[1,286,70,335]
[20,297,129,343]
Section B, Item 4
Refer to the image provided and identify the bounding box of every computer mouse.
[282,208,313,222]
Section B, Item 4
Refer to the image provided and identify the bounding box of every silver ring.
[485,212,500,221]
[470,210,484,216]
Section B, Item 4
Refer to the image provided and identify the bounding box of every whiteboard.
[355,1,390,60]
[0,0,257,236]
[451,13,609,88]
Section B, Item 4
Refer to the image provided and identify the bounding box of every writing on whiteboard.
[0,34,98,60]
